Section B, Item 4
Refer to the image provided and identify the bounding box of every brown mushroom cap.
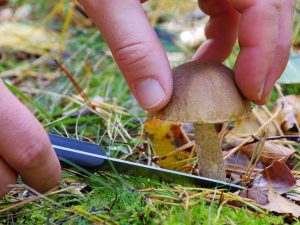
[152,61,251,123]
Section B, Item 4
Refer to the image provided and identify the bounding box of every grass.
[0,1,300,224]
[0,171,289,225]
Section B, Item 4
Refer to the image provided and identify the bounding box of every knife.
[49,134,245,191]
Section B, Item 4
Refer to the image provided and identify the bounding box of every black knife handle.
[49,134,106,168]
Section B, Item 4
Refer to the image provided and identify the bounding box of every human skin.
[0,0,296,196]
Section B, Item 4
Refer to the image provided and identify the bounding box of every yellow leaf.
[144,119,193,170]
[0,22,64,55]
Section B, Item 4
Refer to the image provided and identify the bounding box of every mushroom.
[152,61,251,181]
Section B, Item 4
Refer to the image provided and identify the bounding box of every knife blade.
[49,134,245,191]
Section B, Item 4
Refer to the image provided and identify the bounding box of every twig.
[244,134,300,146]
[55,59,95,110]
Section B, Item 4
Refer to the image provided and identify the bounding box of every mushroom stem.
[194,123,226,181]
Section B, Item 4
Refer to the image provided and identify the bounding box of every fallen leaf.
[225,150,263,168]
[253,161,296,194]
[242,161,296,206]
[286,180,300,202]
[264,161,296,193]
[225,150,264,182]
[144,119,193,170]
[273,95,300,134]
[240,142,295,166]
[0,22,64,55]
[262,186,300,218]
[229,108,277,137]
[286,192,300,202]
[240,187,268,205]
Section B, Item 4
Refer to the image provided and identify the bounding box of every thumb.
[79,0,172,112]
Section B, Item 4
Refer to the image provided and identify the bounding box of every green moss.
[0,172,287,224]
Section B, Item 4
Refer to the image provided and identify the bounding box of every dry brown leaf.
[262,187,300,218]
[241,161,296,205]
[225,150,264,182]
[240,187,269,205]
[261,161,296,194]
[225,150,263,168]
[252,161,296,194]
[273,95,300,134]
[240,142,295,166]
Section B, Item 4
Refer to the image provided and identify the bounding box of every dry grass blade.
[0,184,60,213]
[224,105,283,160]
[242,133,267,184]
[140,186,265,214]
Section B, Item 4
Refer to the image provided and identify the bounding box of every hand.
[0,81,61,196]
[79,0,296,109]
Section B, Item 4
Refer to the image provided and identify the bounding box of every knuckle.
[113,41,155,70]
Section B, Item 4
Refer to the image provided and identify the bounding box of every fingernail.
[133,78,166,109]
[257,81,265,100]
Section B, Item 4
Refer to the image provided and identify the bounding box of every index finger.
[79,0,173,112]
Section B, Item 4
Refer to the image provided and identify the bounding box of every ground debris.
[262,187,300,218]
